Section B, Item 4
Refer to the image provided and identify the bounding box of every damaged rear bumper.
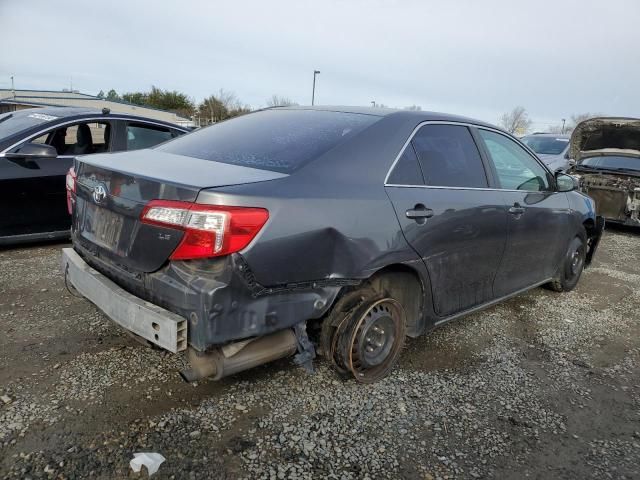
[62,248,188,352]
[67,239,348,352]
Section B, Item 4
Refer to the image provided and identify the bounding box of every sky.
[1,0,639,130]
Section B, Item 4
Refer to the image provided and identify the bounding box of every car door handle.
[406,205,434,220]
[508,203,525,215]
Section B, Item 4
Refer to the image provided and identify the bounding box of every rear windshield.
[521,136,569,155]
[0,111,59,140]
[580,155,640,172]
[157,109,380,173]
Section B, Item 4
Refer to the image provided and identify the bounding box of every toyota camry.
[61,106,604,383]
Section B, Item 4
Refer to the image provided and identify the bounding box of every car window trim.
[0,116,188,156]
[384,120,556,193]
[468,126,499,189]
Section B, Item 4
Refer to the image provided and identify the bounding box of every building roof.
[0,89,190,124]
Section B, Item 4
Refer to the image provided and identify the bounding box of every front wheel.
[547,233,586,292]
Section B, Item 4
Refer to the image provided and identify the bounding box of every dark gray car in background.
[0,107,188,244]
[61,107,604,383]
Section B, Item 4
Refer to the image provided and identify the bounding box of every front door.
[385,124,508,317]
[475,128,570,296]
[2,121,113,236]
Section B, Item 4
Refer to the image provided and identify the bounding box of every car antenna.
[102,107,110,115]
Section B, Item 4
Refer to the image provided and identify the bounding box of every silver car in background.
[521,133,571,172]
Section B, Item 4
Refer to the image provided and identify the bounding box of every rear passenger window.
[411,125,488,188]
[387,145,424,185]
[126,123,174,150]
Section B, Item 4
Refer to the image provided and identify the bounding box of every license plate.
[82,202,124,251]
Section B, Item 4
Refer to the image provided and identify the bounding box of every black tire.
[320,286,407,383]
[547,230,587,292]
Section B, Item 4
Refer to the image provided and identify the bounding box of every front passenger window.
[478,129,550,192]
[16,122,110,156]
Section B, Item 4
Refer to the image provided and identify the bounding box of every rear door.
[475,128,570,296]
[385,123,508,317]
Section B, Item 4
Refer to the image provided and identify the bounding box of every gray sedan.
[62,107,603,384]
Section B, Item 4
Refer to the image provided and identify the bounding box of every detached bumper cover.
[61,248,187,352]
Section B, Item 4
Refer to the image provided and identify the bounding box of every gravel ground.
[1,227,639,479]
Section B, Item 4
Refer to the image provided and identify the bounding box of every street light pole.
[311,70,320,106]
[561,118,566,134]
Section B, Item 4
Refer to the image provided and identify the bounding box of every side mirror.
[556,172,579,192]
[6,142,58,160]
[5,143,57,169]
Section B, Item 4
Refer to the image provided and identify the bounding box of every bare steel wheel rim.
[570,245,584,276]
[346,298,406,383]
[357,307,396,368]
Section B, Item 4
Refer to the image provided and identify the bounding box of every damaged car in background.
[61,107,603,384]
[570,117,640,227]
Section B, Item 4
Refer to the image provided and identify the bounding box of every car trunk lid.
[72,150,286,273]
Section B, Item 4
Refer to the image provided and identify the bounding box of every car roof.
[272,105,500,129]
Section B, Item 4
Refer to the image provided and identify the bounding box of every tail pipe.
[180,329,297,382]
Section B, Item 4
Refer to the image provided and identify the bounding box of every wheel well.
[583,218,595,233]
[367,264,424,336]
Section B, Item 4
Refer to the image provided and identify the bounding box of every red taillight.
[65,167,77,214]
[140,200,269,260]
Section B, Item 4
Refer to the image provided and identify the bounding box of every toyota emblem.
[92,184,107,204]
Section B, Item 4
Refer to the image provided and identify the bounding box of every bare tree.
[266,95,298,107]
[567,112,601,131]
[499,106,532,135]
[198,95,227,125]
[196,90,252,125]
[216,89,241,112]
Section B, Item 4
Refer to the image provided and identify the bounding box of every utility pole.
[311,70,320,106]
[10,76,15,98]
[561,118,566,134]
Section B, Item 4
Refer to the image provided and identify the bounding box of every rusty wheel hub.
[325,295,406,384]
